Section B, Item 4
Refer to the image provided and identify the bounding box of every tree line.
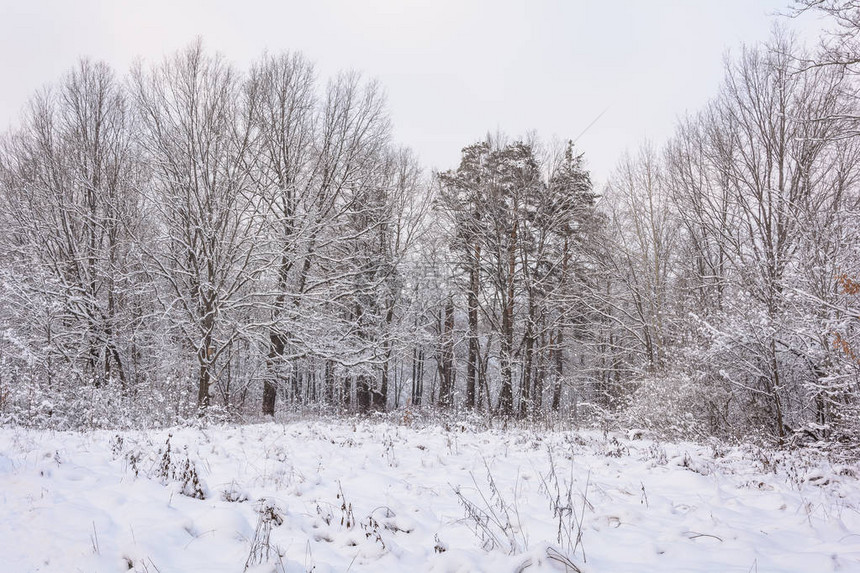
[1,16,858,446]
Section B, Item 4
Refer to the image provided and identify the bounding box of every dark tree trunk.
[411,347,424,406]
[498,230,517,416]
[342,376,352,410]
[263,331,286,416]
[324,360,335,405]
[356,374,373,413]
[551,328,564,411]
[519,322,535,418]
[438,298,456,408]
[374,304,396,411]
[466,246,480,409]
[291,370,302,405]
[376,360,389,412]
[197,340,212,409]
[197,302,216,409]
[533,326,546,415]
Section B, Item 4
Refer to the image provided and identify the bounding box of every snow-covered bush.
[621,372,717,440]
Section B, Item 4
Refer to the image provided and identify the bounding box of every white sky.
[0,0,826,186]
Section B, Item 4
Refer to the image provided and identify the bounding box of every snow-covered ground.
[1,419,858,572]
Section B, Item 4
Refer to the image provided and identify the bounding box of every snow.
[1,420,859,572]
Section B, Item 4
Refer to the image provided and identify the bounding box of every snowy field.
[1,419,859,572]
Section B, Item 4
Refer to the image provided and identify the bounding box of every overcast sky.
[0,0,826,186]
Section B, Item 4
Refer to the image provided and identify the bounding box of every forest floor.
[1,418,858,572]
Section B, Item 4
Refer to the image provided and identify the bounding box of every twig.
[686,531,724,542]
[546,546,583,573]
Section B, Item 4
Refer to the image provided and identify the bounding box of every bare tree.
[654,31,860,440]
[0,59,144,413]
[603,144,678,373]
[247,52,318,415]
[131,41,267,410]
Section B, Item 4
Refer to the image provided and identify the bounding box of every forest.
[0,2,858,454]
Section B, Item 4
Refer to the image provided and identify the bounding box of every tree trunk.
[262,331,286,416]
[519,327,534,418]
[356,374,373,413]
[438,298,456,408]
[466,246,480,409]
[324,360,335,405]
[551,328,564,411]
[197,342,212,409]
[411,347,424,406]
[498,225,518,416]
